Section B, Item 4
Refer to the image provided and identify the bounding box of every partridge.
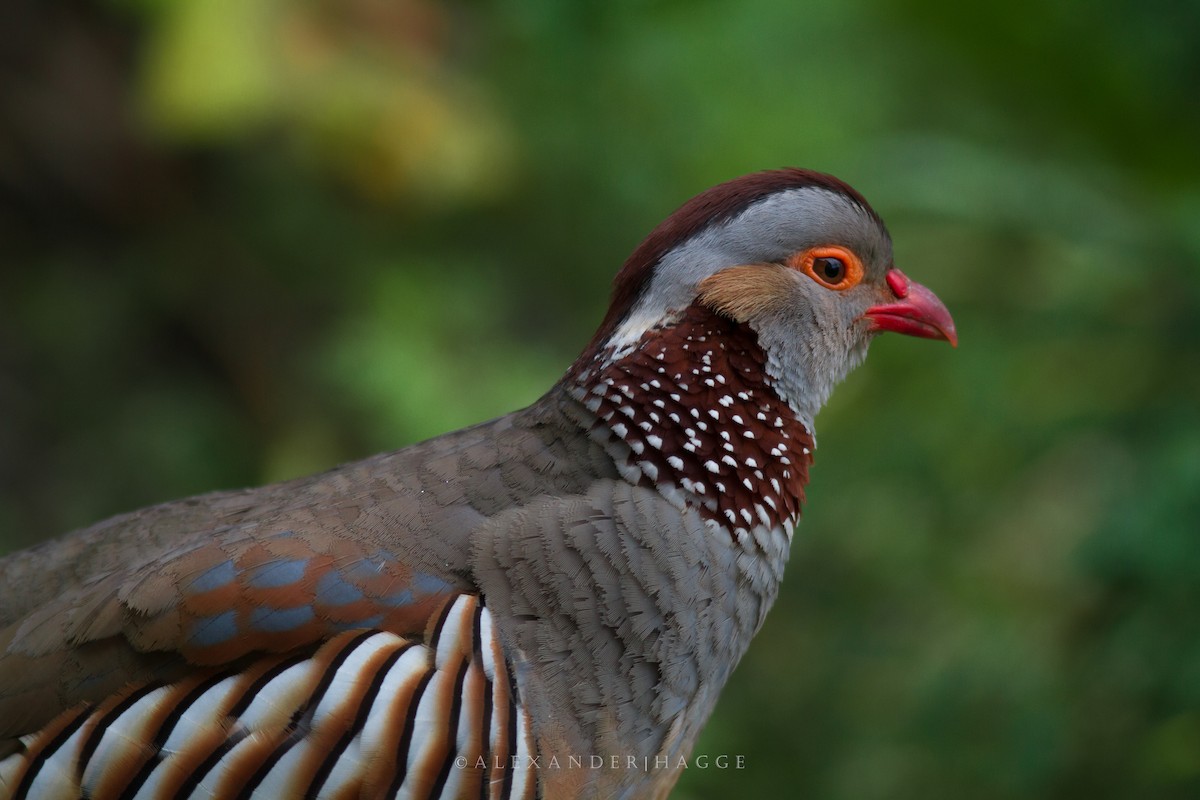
[0,169,955,800]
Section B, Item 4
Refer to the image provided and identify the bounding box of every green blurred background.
[2,1,1198,797]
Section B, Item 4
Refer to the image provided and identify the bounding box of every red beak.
[863,269,958,347]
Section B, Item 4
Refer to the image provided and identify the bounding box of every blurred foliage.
[1,0,1198,798]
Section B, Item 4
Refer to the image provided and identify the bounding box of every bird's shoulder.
[0,388,611,625]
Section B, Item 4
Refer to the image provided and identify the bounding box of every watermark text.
[453,754,746,771]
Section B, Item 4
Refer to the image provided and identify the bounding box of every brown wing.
[0,523,472,744]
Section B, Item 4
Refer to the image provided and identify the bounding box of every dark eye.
[787,246,864,290]
[812,256,846,284]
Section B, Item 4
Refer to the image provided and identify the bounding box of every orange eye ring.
[787,245,865,291]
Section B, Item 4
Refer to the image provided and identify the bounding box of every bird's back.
[0,387,618,738]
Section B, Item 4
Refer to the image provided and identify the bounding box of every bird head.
[569,168,956,431]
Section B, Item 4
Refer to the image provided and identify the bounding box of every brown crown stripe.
[572,167,886,370]
[576,304,814,537]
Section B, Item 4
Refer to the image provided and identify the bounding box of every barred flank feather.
[0,599,536,800]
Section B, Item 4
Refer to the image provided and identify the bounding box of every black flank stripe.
[295,629,378,731]
[11,705,91,800]
[226,651,310,720]
[75,681,166,783]
[427,596,460,655]
[504,648,533,800]
[478,674,494,800]
[173,728,249,798]
[232,727,303,800]
[228,632,373,800]
[123,668,242,799]
[499,686,518,800]
[385,666,436,798]
[151,669,236,752]
[470,600,484,672]
[506,659,523,707]
[120,750,165,800]
[473,604,493,800]
[499,659,517,800]
[304,644,411,799]
[429,657,470,799]
[354,643,413,733]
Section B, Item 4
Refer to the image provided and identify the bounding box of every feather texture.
[0,601,537,800]
[0,169,952,799]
